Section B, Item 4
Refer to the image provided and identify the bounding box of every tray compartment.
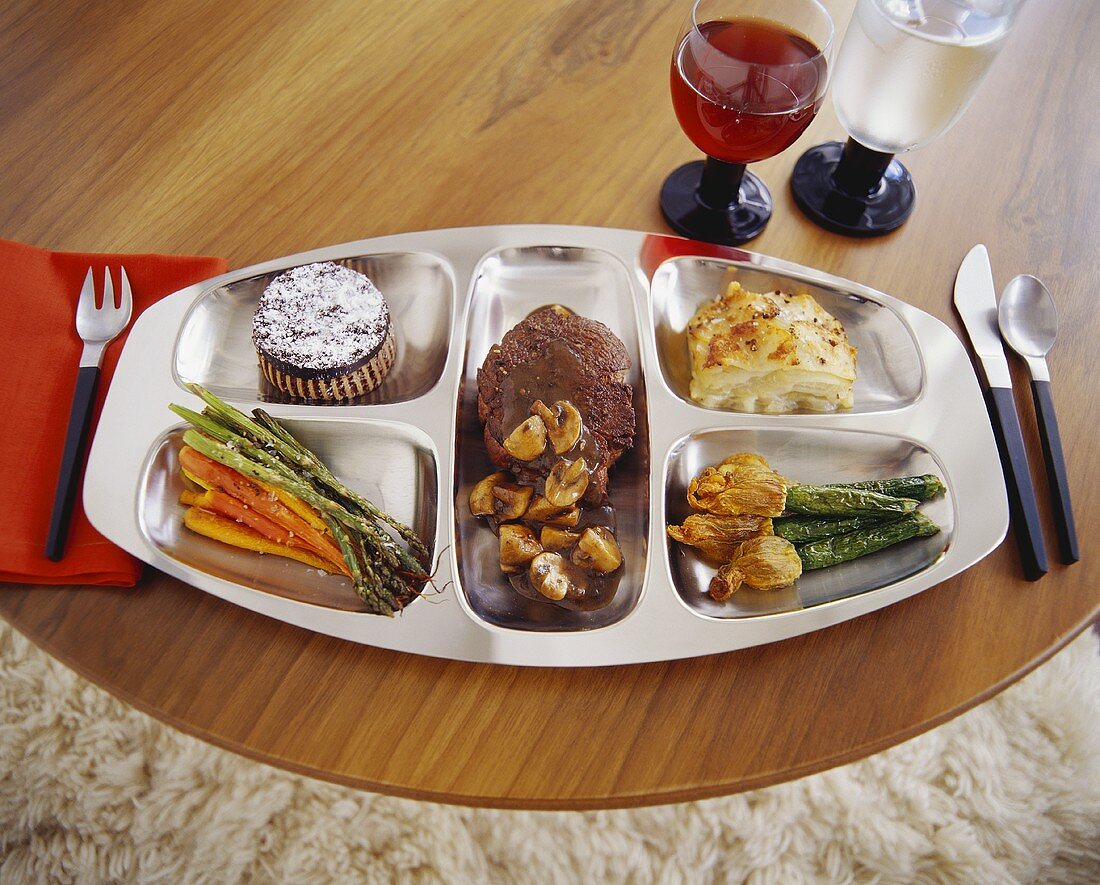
[174,251,454,405]
[651,257,923,414]
[453,246,650,632]
[138,418,437,612]
[665,427,954,620]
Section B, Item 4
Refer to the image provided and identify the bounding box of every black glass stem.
[698,157,746,209]
[790,137,916,237]
[660,156,772,246]
[832,139,894,197]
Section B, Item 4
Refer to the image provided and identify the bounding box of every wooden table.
[1,0,1096,809]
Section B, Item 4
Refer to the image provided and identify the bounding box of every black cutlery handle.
[45,366,101,561]
[1031,380,1078,564]
[986,385,1048,581]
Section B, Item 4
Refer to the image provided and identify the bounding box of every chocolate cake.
[252,262,396,401]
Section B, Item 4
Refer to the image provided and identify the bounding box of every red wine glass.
[662,0,834,245]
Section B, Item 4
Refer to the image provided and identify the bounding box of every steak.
[476,306,635,502]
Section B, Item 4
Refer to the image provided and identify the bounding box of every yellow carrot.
[183,507,337,573]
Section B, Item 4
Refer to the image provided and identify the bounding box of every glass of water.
[790,0,1023,236]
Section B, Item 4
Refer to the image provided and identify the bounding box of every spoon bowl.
[998,274,1058,364]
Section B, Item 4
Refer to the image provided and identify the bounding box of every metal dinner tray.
[85,225,1008,666]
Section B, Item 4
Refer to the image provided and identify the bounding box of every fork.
[45,267,133,561]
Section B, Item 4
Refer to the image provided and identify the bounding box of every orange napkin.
[0,239,227,586]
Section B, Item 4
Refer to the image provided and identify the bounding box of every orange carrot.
[183,508,336,573]
[179,446,348,574]
[182,488,290,544]
[181,489,350,575]
[265,483,329,533]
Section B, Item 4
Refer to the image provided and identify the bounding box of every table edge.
[3,602,1096,810]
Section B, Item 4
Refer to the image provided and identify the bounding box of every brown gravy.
[499,339,605,492]
[492,336,623,612]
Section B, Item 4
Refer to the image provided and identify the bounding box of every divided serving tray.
[85,225,1008,666]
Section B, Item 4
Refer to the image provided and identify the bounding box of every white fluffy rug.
[1,621,1097,884]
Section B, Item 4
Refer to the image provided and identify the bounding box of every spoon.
[998,275,1078,564]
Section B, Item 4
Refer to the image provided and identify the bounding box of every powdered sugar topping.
[252,262,390,370]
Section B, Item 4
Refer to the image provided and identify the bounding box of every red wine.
[671,18,826,164]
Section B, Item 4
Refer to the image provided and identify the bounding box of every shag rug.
[1,622,1098,884]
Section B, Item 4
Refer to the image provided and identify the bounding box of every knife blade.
[954,245,1048,581]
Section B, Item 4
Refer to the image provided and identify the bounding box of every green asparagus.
[196,397,424,571]
[170,405,293,479]
[189,397,424,573]
[797,512,941,571]
[172,386,431,615]
[184,389,421,564]
[186,384,311,471]
[253,407,430,565]
[185,428,420,574]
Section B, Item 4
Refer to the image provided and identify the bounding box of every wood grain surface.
[1,0,1097,809]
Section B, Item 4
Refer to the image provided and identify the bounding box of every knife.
[954,245,1048,581]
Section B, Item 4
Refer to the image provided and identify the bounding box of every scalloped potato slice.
[687,282,857,413]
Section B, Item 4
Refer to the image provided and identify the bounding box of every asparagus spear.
[175,403,411,579]
[797,512,941,571]
[773,512,904,544]
[170,405,293,479]
[784,484,920,516]
[187,392,425,571]
[183,390,426,572]
[181,429,415,575]
[252,407,430,566]
[186,384,310,471]
[324,515,393,615]
[820,474,946,502]
[348,530,401,612]
[172,387,436,613]
[184,390,412,561]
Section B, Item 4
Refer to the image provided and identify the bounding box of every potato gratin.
[687,282,857,413]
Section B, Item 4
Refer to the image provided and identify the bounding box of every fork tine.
[100,267,114,312]
[76,267,96,320]
[118,266,134,322]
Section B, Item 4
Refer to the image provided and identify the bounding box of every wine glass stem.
[698,157,746,210]
[832,138,895,198]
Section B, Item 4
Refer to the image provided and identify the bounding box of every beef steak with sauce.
[476,306,635,501]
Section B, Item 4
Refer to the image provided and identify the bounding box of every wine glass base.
[660,161,771,246]
[790,141,916,237]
